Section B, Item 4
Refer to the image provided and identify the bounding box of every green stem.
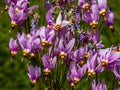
[95,73,98,85]
[59,63,67,89]
[55,58,59,89]
[112,73,115,90]
[105,69,109,90]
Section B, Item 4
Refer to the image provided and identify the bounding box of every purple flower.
[72,45,88,65]
[17,33,35,57]
[38,26,55,47]
[98,47,120,70]
[17,33,27,55]
[46,11,70,31]
[82,1,99,28]
[105,9,114,30]
[42,54,56,75]
[54,38,75,60]
[87,52,102,77]
[92,79,107,90]
[90,0,99,28]
[8,0,38,28]
[97,0,107,16]
[78,0,90,11]
[67,62,87,86]
[29,37,41,58]
[27,65,41,84]
[8,5,28,28]
[9,38,19,57]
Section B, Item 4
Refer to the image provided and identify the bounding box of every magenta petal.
[46,8,55,25]
[98,0,107,10]
[8,6,14,19]
[9,38,14,51]
[28,65,41,82]
[70,62,77,74]
[32,38,40,49]
[66,38,75,53]
[39,26,46,40]
[26,36,34,51]
[47,30,55,42]
[91,3,99,22]
[106,10,114,26]
[51,56,57,69]
[58,39,64,51]
[42,54,49,68]
[82,11,91,23]
[27,5,38,12]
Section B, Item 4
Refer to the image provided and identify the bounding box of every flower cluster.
[4,0,38,28]
[2,0,120,89]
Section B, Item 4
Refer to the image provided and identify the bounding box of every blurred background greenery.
[0,0,120,90]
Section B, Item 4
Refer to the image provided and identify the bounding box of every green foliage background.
[0,0,120,90]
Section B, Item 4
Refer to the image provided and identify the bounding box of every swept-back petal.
[66,38,75,53]
[56,11,62,24]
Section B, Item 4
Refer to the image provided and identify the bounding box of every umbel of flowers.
[2,0,120,89]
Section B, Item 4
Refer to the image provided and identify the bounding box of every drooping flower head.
[42,54,56,75]
[90,0,99,28]
[46,10,70,31]
[97,0,107,16]
[98,47,120,69]
[38,26,55,47]
[87,52,102,77]
[67,61,87,86]
[9,38,19,57]
[17,33,36,57]
[54,38,75,60]
[105,9,114,30]
[27,65,41,84]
